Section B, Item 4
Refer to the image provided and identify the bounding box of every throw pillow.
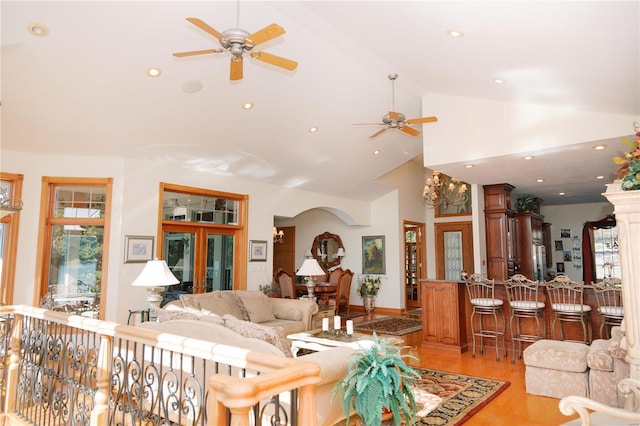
[179,294,202,314]
[222,314,292,358]
[218,292,251,320]
[198,314,224,326]
[156,309,199,323]
[236,291,276,323]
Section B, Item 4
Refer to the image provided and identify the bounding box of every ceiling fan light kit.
[353,74,438,139]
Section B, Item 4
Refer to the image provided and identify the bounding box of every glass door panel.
[205,233,234,292]
[443,230,463,281]
[164,231,196,301]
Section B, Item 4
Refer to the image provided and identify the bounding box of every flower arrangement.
[613,127,640,191]
[358,274,384,297]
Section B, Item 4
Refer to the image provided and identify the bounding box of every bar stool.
[592,277,624,339]
[504,274,546,363]
[465,274,507,361]
[545,275,592,344]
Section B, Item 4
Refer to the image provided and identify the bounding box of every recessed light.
[146,67,162,77]
[447,30,464,38]
[373,150,381,155]
[593,145,606,150]
[522,156,534,160]
[536,179,545,183]
[493,79,506,84]
[596,175,605,179]
[308,127,318,133]
[241,102,254,110]
[558,192,566,196]
[27,23,49,37]
[464,164,474,168]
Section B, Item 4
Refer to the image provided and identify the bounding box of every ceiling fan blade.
[249,51,298,71]
[406,116,438,125]
[173,49,220,58]
[369,128,389,139]
[186,17,224,40]
[230,56,243,81]
[400,126,420,137]
[388,111,401,120]
[247,23,286,46]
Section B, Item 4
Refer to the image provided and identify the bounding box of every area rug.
[406,308,422,316]
[413,368,510,425]
[353,316,422,336]
[335,368,509,425]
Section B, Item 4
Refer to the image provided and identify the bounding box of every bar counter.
[420,279,606,354]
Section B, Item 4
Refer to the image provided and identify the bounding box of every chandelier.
[422,171,468,208]
[273,226,284,244]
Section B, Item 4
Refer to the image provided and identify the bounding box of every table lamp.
[296,257,325,298]
[131,259,179,312]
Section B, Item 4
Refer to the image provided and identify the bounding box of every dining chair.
[328,269,354,315]
[465,274,507,361]
[504,274,546,363]
[273,269,296,299]
[592,277,624,339]
[545,274,592,344]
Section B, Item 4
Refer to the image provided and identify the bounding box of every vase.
[363,295,376,313]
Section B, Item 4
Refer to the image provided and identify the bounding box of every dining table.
[295,282,337,305]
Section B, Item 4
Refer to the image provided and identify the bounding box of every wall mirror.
[312,231,344,270]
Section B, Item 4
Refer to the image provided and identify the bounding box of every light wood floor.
[348,312,579,425]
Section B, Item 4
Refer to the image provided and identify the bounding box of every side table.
[312,305,336,329]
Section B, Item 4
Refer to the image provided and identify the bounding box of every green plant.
[516,194,536,212]
[332,333,420,426]
[614,132,640,191]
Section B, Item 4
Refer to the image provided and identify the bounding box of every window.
[36,178,112,318]
[0,172,23,304]
[593,226,620,280]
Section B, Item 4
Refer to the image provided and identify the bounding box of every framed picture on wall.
[124,235,154,263]
[554,240,563,251]
[249,240,268,262]
[362,235,385,274]
[560,229,571,238]
[556,262,565,273]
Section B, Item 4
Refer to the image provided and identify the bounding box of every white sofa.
[161,290,319,334]
[139,318,354,426]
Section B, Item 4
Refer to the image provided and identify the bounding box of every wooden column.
[603,184,640,379]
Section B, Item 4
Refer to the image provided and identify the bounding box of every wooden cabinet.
[421,281,467,352]
[515,212,545,280]
[483,184,516,281]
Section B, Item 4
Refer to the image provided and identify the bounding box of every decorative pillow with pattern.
[222,314,292,357]
[235,291,276,323]
[156,308,200,323]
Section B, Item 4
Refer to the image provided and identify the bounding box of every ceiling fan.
[172,5,298,81]
[354,74,437,139]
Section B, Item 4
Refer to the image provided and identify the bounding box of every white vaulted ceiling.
[2,1,638,204]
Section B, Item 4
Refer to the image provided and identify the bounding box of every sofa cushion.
[261,319,305,335]
[178,293,202,314]
[235,291,276,323]
[218,291,251,320]
[523,340,589,373]
[222,315,292,358]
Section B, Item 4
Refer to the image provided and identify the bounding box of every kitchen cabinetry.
[515,212,545,281]
[421,280,467,352]
[483,183,516,280]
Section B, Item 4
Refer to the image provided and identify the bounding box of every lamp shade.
[336,247,345,257]
[296,258,326,277]
[131,259,179,287]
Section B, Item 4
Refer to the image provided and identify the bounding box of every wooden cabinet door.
[421,281,463,348]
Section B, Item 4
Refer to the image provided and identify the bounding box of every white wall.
[3,149,375,323]
[541,202,614,282]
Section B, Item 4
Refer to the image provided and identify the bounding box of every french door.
[163,225,235,295]
[404,221,425,309]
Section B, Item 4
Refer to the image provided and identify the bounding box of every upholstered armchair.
[559,378,640,425]
[587,326,630,408]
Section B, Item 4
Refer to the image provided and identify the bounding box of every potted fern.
[332,333,420,426]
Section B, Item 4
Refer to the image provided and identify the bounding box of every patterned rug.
[414,368,510,425]
[353,316,422,336]
[335,368,509,425]
[406,308,422,316]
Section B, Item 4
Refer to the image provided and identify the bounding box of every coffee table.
[287,329,375,357]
